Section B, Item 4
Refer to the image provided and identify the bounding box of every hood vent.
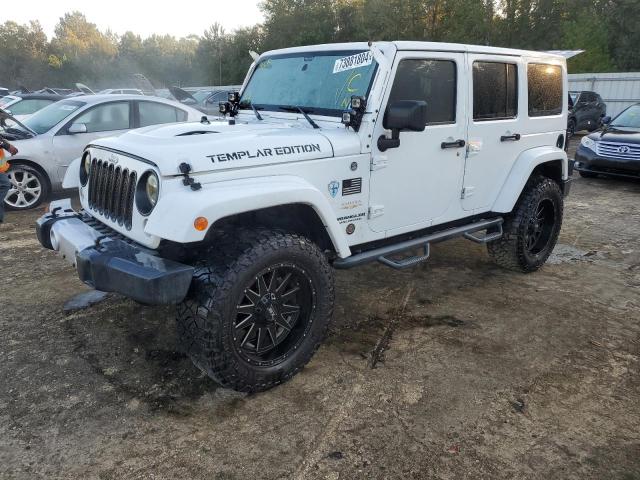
[176,130,219,136]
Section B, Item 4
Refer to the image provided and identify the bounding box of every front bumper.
[574,145,640,179]
[36,199,194,305]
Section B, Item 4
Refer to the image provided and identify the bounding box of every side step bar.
[334,217,503,270]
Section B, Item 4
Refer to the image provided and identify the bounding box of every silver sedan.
[1,94,204,210]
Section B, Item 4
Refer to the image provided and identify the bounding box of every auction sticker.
[333,51,373,74]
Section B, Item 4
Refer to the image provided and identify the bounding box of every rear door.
[462,55,522,212]
[368,51,467,233]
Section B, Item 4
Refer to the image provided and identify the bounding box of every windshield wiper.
[279,106,320,129]
[5,126,33,139]
[250,103,263,121]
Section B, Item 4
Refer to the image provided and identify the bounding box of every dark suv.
[568,90,606,136]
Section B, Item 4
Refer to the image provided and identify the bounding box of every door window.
[387,59,456,125]
[138,102,186,127]
[72,102,130,133]
[527,63,563,117]
[473,62,518,121]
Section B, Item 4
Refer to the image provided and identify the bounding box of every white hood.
[90,119,362,176]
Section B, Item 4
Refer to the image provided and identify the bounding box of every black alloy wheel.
[525,199,556,255]
[233,264,315,366]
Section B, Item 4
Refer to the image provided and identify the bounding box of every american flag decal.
[342,178,362,196]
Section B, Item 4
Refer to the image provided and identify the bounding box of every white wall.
[569,72,640,118]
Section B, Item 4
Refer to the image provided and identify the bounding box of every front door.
[52,101,132,173]
[368,51,467,234]
[462,55,522,212]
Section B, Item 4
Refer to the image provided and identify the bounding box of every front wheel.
[5,164,49,210]
[176,229,335,392]
[488,176,563,272]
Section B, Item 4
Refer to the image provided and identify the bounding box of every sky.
[5,0,265,39]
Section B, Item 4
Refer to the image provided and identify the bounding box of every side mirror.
[68,123,87,134]
[600,115,611,126]
[378,100,428,152]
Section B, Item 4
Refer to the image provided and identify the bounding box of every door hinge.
[370,154,388,171]
[461,186,475,199]
[368,205,385,219]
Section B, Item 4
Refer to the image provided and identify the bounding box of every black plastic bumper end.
[76,241,194,305]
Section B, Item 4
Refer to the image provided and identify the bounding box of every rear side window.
[473,62,518,121]
[388,59,457,125]
[138,102,186,127]
[528,64,563,117]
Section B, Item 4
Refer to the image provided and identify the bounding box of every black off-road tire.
[487,175,563,273]
[176,229,334,392]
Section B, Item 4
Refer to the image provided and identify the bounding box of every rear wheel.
[176,229,334,392]
[488,176,563,272]
[4,164,49,210]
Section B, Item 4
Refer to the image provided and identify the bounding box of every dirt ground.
[1,138,639,480]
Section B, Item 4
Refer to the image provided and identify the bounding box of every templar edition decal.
[207,143,322,163]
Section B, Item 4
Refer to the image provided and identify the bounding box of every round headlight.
[146,173,159,207]
[80,153,91,186]
[136,170,159,215]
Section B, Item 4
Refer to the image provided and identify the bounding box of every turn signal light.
[194,217,209,231]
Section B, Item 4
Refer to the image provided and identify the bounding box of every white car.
[0,93,64,121]
[98,88,144,95]
[1,94,204,209]
[37,41,570,392]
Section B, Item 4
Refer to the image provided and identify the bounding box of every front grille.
[596,142,640,161]
[88,159,137,229]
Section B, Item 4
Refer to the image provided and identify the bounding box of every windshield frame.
[238,49,379,118]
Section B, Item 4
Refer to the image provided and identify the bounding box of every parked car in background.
[0,87,9,98]
[0,95,203,210]
[99,88,144,95]
[0,93,66,121]
[568,90,606,136]
[169,86,239,115]
[574,103,640,179]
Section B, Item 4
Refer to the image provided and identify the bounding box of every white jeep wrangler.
[36,41,571,392]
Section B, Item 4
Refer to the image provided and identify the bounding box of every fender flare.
[145,175,352,258]
[492,146,567,213]
[62,156,82,189]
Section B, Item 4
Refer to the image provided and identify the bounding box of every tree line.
[0,0,637,91]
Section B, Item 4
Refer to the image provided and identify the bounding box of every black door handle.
[500,133,521,142]
[441,139,466,149]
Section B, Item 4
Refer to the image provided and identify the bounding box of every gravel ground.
[1,137,639,479]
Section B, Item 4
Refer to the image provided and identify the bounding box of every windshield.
[610,105,640,129]
[0,96,18,107]
[192,90,215,102]
[239,50,378,116]
[22,100,85,134]
[569,92,580,104]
